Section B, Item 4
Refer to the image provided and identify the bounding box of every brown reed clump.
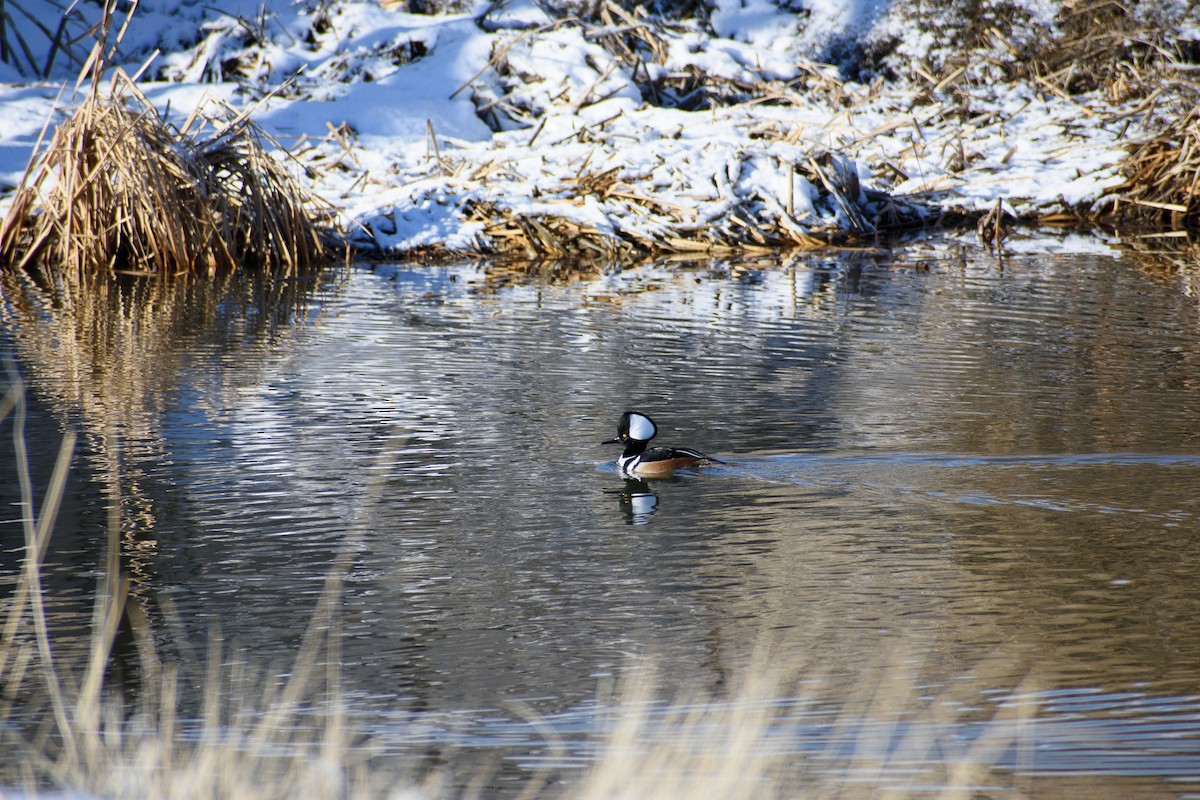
[0,72,335,277]
[1110,105,1200,229]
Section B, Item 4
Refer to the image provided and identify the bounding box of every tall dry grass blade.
[74,576,128,767]
[79,441,126,718]
[8,372,79,765]
[0,381,32,679]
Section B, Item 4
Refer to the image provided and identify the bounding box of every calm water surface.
[4,240,1200,794]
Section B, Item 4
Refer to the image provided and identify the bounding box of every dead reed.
[0,0,100,79]
[0,72,335,277]
[1110,105,1200,230]
[1027,0,1198,101]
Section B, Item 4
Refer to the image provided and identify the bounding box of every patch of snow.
[0,0,1196,257]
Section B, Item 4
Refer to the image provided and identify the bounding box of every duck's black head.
[603,411,658,451]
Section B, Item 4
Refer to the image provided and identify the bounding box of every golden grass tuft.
[0,72,335,277]
[573,659,1040,800]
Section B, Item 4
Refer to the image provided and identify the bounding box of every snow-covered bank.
[1,0,1198,261]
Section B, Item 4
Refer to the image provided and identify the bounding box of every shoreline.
[0,1,1198,267]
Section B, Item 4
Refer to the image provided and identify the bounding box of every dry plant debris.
[0,73,335,277]
[1110,104,1200,230]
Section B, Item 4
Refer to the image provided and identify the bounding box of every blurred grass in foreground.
[0,376,1038,800]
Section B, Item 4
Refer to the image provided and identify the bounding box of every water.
[4,241,1200,794]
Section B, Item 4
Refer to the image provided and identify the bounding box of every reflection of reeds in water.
[0,267,321,440]
[0,268,326,600]
[0,378,402,799]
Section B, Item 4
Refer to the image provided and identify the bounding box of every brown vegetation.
[7,0,1200,269]
[0,73,335,277]
[1031,0,1200,100]
[1109,105,1200,230]
[459,153,936,263]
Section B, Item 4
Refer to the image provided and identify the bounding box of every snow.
[0,0,1194,258]
[709,0,801,49]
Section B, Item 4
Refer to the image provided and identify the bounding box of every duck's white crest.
[628,412,657,441]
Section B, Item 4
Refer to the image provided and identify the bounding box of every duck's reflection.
[613,478,659,525]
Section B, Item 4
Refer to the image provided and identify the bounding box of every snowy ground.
[0,0,1197,260]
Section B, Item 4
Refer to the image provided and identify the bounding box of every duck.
[603,411,722,477]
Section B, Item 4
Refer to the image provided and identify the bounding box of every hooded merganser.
[603,411,722,477]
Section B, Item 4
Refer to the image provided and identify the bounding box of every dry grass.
[1109,105,1200,230]
[1031,3,1200,233]
[0,374,1051,799]
[17,0,1198,271]
[455,152,934,263]
[1027,0,1200,101]
[572,657,1042,800]
[0,71,335,277]
[0,374,413,799]
[0,372,1034,800]
[0,0,101,79]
